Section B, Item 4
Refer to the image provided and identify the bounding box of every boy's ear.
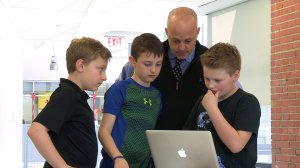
[233,69,240,80]
[129,56,136,67]
[75,59,85,72]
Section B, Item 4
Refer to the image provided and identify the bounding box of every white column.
[0,3,23,167]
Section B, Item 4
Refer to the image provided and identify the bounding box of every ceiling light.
[50,44,58,71]
[50,56,58,71]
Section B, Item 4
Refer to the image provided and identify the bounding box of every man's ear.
[75,59,85,72]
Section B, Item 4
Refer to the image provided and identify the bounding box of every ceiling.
[0,0,250,81]
[1,0,213,43]
[1,0,249,44]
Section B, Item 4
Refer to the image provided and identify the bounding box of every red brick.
[277,154,292,162]
[291,155,300,163]
[288,128,299,134]
[271,0,300,166]
[273,127,289,134]
[290,141,300,148]
[281,148,296,155]
[273,140,290,148]
[273,147,281,154]
[272,107,283,113]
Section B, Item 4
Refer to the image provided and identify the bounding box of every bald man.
[151,7,208,130]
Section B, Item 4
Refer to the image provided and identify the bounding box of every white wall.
[206,0,271,105]
[0,2,23,167]
[22,41,69,81]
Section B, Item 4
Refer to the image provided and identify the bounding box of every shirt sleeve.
[34,88,76,134]
[233,94,261,135]
[103,82,126,116]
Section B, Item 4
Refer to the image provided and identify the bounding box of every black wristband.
[113,155,125,162]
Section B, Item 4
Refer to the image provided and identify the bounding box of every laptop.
[146,130,219,168]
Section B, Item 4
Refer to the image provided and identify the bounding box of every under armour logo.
[143,98,152,106]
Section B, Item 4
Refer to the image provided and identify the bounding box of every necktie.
[173,58,183,81]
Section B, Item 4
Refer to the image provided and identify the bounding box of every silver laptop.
[146,130,219,168]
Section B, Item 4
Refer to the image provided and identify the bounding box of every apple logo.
[177,148,187,158]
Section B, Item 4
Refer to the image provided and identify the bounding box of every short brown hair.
[200,42,241,75]
[131,33,164,60]
[66,37,112,73]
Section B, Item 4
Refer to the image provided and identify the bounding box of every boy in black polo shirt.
[28,37,112,168]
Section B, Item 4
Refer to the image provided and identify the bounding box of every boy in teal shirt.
[99,33,164,168]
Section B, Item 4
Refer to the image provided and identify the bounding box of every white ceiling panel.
[1,0,240,47]
[66,0,92,11]
[7,8,56,30]
[12,0,83,10]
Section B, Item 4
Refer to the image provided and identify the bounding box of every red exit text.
[107,36,123,47]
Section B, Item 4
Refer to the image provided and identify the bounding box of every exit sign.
[106,36,124,47]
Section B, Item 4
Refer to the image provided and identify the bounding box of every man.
[152,7,208,130]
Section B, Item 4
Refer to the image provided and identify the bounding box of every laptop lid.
[146,130,219,168]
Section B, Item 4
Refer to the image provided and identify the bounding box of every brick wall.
[271,0,300,167]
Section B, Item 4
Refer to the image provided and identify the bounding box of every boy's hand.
[201,90,219,113]
[114,158,129,168]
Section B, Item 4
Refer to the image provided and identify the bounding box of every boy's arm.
[98,113,129,167]
[202,90,252,153]
[28,122,73,168]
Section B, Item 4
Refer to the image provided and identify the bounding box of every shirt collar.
[60,78,90,100]
[168,48,196,63]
